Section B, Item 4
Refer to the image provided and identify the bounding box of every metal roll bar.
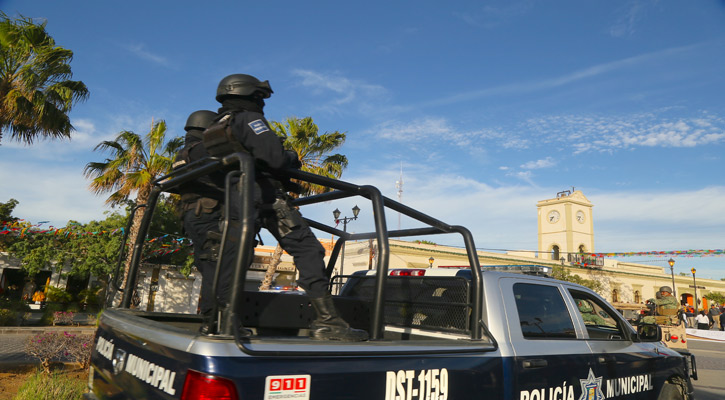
[119,152,483,340]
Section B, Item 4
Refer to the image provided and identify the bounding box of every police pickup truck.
[85,151,697,400]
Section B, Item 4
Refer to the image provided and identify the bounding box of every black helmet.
[216,74,273,102]
[184,110,217,132]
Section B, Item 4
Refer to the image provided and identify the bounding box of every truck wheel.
[658,382,684,400]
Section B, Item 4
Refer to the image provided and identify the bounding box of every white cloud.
[415,42,704,109]
[520,157,556,169]
[369,117,513,155]
[0,160,113,228]
[123,43,170,66]
[453,1,536,29]
[291,69,387,108]
[307,164,725,254]
[526,111,725,154]
[608,0,649,38]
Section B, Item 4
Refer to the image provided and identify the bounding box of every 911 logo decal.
[385,368,448,400]
[264,375,310,400]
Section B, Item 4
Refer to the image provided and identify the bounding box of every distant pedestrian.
[695,310,710,330]
[708,305,720,329]
[685,307,695,328]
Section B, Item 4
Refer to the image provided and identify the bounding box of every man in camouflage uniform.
[577,299,607,325]
[642,286,680,325]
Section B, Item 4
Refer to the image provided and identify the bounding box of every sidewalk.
[0,325,97,335]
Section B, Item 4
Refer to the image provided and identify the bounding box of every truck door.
[503,280,597,400]
[568,289,662,399]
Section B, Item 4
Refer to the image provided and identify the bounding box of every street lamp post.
[668,258,677,300]
[428,256,434,269]
[691,268,698,314]
[333,205,360,281]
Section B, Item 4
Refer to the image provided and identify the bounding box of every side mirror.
[637,323,662,342]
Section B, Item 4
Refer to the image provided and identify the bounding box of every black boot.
[309,295,368,341]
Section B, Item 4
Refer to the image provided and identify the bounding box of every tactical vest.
[202,112,249,158]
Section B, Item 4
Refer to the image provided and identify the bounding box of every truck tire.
[658,382,684,400]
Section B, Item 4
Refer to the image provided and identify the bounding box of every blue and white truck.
[85,152,696,400]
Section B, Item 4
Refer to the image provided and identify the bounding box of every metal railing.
[118,152,485,341]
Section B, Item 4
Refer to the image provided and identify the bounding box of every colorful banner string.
[592,250,724,258]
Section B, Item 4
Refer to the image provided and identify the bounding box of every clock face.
[547,210,560,223]
[576,210,586,223]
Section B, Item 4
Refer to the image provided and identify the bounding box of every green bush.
[0,308,18,326]
[45,286,72,303]
[12,369,87,400]
[77,288,101,306]
[0,298,31,313]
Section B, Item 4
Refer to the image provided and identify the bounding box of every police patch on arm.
[248,119,271,135]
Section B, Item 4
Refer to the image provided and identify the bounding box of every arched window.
[634,291,641,303]
[578,245,586,253]
[552,245,560,261]
[612,289,619,303]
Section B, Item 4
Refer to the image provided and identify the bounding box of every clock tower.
[537,190,594,261]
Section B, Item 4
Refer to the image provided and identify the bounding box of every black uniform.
[204,73,366,340]
[179,124,228,316]
[219,100,328,298]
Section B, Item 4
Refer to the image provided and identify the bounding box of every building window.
[612,289,619,303]
[634,291,640,303]
[552,245,560,261]
[578,245,586,253]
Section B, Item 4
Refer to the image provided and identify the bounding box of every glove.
[285,150,302,169]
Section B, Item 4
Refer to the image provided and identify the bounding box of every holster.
[202,231,222,261]
[271,196,305,237]
[195,198,219,217]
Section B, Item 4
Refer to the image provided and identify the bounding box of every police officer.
[177,110,225,319]
[209,73,367,341]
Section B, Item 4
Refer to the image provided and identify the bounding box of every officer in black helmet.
[176,110,226,319]
[210,73,367,341]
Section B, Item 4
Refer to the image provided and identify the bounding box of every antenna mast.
[395,162,403,230]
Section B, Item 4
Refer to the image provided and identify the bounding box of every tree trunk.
[114,189,150,307]
[259,243,284,290]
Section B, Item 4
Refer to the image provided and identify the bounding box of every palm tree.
[0,12,89,145]
[84,120,183,305]
[259,116,347,290]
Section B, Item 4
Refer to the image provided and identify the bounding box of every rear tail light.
[181,370,238,400]
[670,335,678,341]
[390,269,426,276]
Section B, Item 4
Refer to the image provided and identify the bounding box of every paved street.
[688,339,725,400]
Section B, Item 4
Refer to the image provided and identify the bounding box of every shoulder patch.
[248,119,271,135]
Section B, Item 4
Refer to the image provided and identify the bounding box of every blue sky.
[1,0,724,279]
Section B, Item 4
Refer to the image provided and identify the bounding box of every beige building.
[292,190,725,310]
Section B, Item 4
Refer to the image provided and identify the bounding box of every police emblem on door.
[112,348,127,375]
[578,369,604,400]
